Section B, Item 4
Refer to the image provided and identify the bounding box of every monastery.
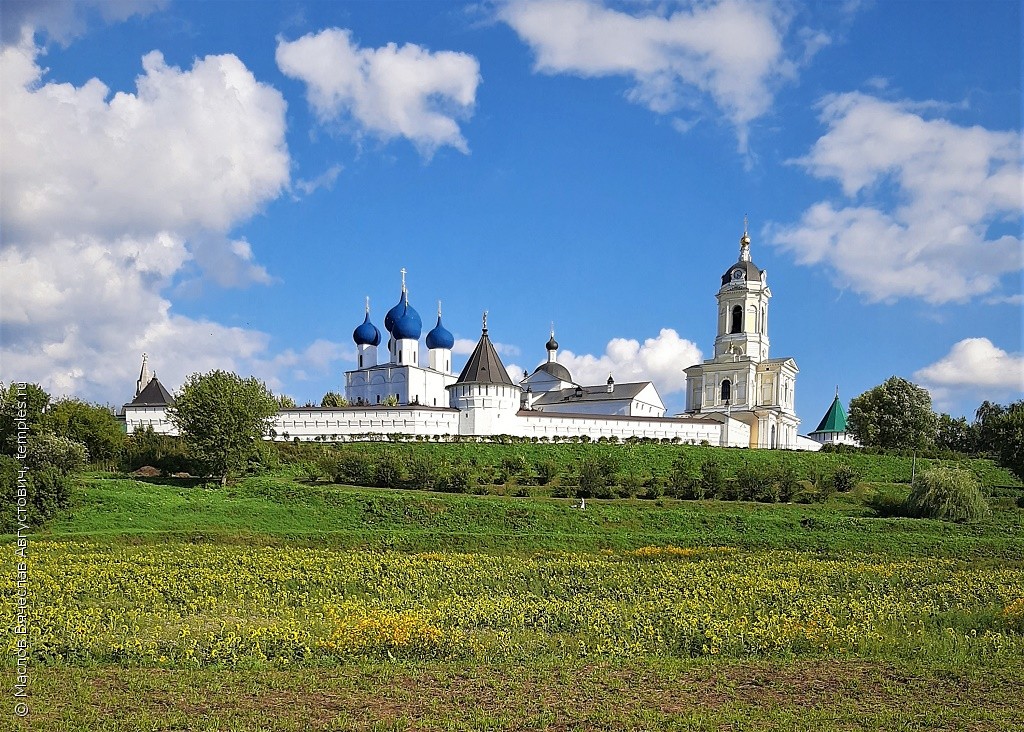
[122,228,828,449]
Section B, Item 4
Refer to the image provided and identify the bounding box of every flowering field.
[9,540,1023,669]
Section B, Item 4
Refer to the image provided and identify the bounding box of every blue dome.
[425,316,455,350]
[391,297,422,341]
[384,290,406,333]
[353,312,381,347]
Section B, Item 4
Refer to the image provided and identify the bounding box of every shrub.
[831,462,860,492]
[499,453,531,485]
[120,427,195,475]
[771,463,800,503]
[699,459,725,498]
[905,466,990,522]
[26,433,88,476]
[577,454,618,498]
[668,453,700,498]
[616,470,646,499]
[435,463,474,493]
[374,451,405,489]
[320,449,373,486]
[534,459,560,486]
[27,468,72,524]
[736,462,776,502]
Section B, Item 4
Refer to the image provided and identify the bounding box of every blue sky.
[0,0,1021,425]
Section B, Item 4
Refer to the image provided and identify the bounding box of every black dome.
[533,361,573,383]
[721,260,762,286]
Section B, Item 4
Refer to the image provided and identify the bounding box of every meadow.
[7,442,1024,731]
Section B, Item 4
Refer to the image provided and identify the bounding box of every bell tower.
[713,220,771,363]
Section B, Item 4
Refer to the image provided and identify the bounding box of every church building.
[122,223,819,449]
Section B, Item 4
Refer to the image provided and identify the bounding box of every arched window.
[720,379,731,402]
[730,305,742,334]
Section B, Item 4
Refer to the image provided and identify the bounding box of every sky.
[0,0,1021,426]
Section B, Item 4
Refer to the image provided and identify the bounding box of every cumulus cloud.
[914,338,1024,411]
[915,338,1024,392]
[768,92,1023,304]
[0,0,168,48]
[551,328,702,395]
[276,28,481,155]
[0,37,330,403]
[501,0,818,149]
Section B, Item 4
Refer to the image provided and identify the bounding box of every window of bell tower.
[721,379,731,402]
[730,305,742,334]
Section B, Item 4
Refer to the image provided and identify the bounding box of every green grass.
[46,473,1024,559]
[276,440,1023,488]
[10,464,1024,732]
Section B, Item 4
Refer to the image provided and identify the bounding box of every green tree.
[168,370,278,484]
[276,394,297,409]
[321,391,348,408]
[983,401,1024,481]
[934,413,976,454]
[848,376,937,450]
[905,466,990,523]
[0,382,51,456]
[43,398,125,462]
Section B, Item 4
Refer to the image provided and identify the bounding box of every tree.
[905,466,990,523]
[847,376,937,450]
[25,433,88,475]
[276,394,297,409]
[981,401,1024,481]
[43,398,125,462]
[934,413,976,454]
[974,400,1007,454]
[0,382,51,456]
[167,370,278,484]
[321,391,348,408]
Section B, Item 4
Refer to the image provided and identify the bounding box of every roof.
[532,382,651,405]
[127,377,173,406]
[532,361,573,383]
[455,328,514,385]
[517,409,718,425]
[812,395,848,433]
[721,260,763,286]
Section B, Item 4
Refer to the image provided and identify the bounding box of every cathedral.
[122,227,819,449]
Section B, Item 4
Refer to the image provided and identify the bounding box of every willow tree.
[168,370,278,484]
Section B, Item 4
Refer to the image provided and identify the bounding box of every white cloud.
[276,28,480,155]
[769,92,1023,304]
[1,0,168,48]
[501,0,817,149]
[0,38,314,404]
[294,164,343,197]
[914,338,1024,411]
[551,328,702,395]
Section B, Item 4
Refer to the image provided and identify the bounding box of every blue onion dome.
[391,295,422,341]
[384,289,406,333]
[426,315,455,350]
[353,312,381,347]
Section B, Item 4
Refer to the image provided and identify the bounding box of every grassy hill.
[10,451,1024,732]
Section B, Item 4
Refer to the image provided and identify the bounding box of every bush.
[374,450,405,489]
[577,454,618,498]
[668,453,700,498]
[0,456,72,529]
[831,462,860,492]
[435,463,474,493]
[26,433,88,475]
[319,449,372,485]
[736,462,776,502]
[616,470,646,499]
[120,427,195,475]
[699,459,725,498]
[771,463,800,503]
[905,466,990,522]
[534,459,560,486]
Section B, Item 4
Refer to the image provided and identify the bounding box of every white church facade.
[121,227,818,449]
